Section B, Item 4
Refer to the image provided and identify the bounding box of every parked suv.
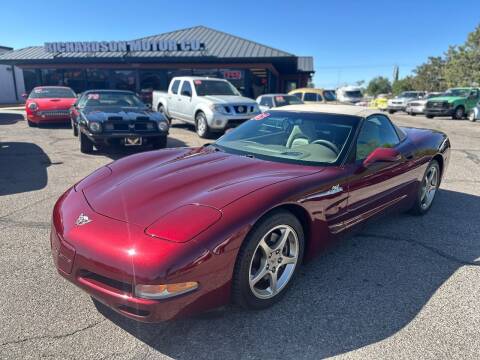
[425,87,480,119]
[387,91,426,113]
[152,77,260,138]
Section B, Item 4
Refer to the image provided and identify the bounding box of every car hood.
[203,95,257,105]
[427,96,464,103]
[28,98,76,110]
[408,99,427,105]
[82,107,161,121]
[81,147,321,227]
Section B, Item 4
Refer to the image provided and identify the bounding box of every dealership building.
[0,26,314,100]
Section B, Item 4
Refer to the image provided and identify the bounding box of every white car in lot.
[468,102,480,122]
[405,92,443,116]
[256,94,303,112]
[387,91,426,113]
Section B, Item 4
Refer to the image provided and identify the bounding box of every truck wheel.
[453,106,465,120]
[195,112,211,138]
[426,115,434,119]
[157,104,171,124]
[80,131,94,154]
[151,136,167,149]
[468,111,477,122]
[388,109,395,114]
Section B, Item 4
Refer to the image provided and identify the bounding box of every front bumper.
[84,129,167,145]
[27,113,70,123]
[51,187,235,322]
[387,104,406,111]
[424,108,454,117]
[206,111,259,130]
[406,105,425,114]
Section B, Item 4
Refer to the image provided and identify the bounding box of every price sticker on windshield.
[275,96,285,102]
[253,112,271,121]
[87,94,100,100]
[194,80,202,85]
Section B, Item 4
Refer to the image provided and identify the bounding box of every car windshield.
[215,111,359,166]
[399,92,418,98]
[444,88,470,97]
[29,87,76,99]
[274,95,303,107]
[427,93,443,99]
[345,90,362,98]
[82,92,144,107]
[323,90,337,101]
[193,80,240,96]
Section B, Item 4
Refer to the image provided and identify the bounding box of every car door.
[467,89,479,111]
[342,115,417,230]
[177,80,195,120]
[167,79,181,118]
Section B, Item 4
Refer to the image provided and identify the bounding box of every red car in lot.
[25,86,76,127]
[51,104,450,322]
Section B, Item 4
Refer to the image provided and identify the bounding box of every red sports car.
[25,86,76,127]
[51,104,450,322]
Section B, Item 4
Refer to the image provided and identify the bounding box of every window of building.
[41,69,63,86]
[23,69,39,92]
[86,69,109,90]
[356,115,400,160]
[112,70,136,91]
[63,69,85,93]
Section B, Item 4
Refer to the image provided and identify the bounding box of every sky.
[1,0,479,88]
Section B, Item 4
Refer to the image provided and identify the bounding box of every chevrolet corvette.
[51,104,450,322]
[24,86,77,127]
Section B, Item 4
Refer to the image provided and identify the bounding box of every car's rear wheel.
[410,160,440,215]
[453,106,465,120]
[79,131,94,154]
[426,114,434,119]
[468,110,477,122]
[151,136,167,149]
[232,210,304,309]
[195,111,211,138]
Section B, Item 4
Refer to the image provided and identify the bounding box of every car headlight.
[89,122,102,133]
[135,282,198,300]
[158,121,169,132]
[210,104,230,114]
[28,102,38,111]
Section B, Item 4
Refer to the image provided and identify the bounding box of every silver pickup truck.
[152,76,260,138]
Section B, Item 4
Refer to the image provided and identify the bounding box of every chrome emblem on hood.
[75,213,92,226]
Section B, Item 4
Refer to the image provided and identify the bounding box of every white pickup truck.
[152,76,260,138]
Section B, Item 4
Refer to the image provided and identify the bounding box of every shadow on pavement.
[0,142,51,196]
[94,188,480,359]
[0,113,24,125]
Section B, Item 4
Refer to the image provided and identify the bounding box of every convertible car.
[51,104,450,322]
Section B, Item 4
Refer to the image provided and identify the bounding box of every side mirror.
[21,93,28,100]
[363,147,401,167]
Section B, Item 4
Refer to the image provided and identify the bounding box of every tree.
[413,56,447,91]
[392,76,416,95]
[366,76,392,96]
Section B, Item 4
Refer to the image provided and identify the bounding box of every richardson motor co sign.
[44,39,206,53]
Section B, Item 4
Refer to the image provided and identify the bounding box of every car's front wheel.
[232,210,304,309]
[453,106,465,120]
[195,111,211,138]
[79,131,94,154]
[410,160,440,215]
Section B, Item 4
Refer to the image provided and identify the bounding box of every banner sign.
[44,39,206,53]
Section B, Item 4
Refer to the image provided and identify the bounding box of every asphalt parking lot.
[1,109,480,360]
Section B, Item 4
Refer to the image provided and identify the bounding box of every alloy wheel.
[420,165,439,210]
[248,225,299,299]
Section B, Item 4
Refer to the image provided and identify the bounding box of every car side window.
[171,80,181,94]
[259,97,268,106]
[304,93,318,101]
[471,89,479,98]
[356,115,400,160]
[77,95,88,108]
[180,81,192,97]
[292,93,303,100]
[264,97,274,107]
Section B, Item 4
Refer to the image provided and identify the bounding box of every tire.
[195,111,211,138]
[151,136,167,149]
[79,131,94,154]
[426,115,434,119]
[27,120,37,127]
[453,106,465,120]
[388,109,395,114]
[72,121,78,137]
[468,110,477,122]
[410,160,440,215]
[157,104,171,124]
[232,210,305,310]
[411,112,416,116]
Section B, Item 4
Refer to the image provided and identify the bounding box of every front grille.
[38,110,70,117]
[427,101,448,109]
[234,105,247,114]
[104,120,156,132]
[78,270,132,293]
[409,102,421,107]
